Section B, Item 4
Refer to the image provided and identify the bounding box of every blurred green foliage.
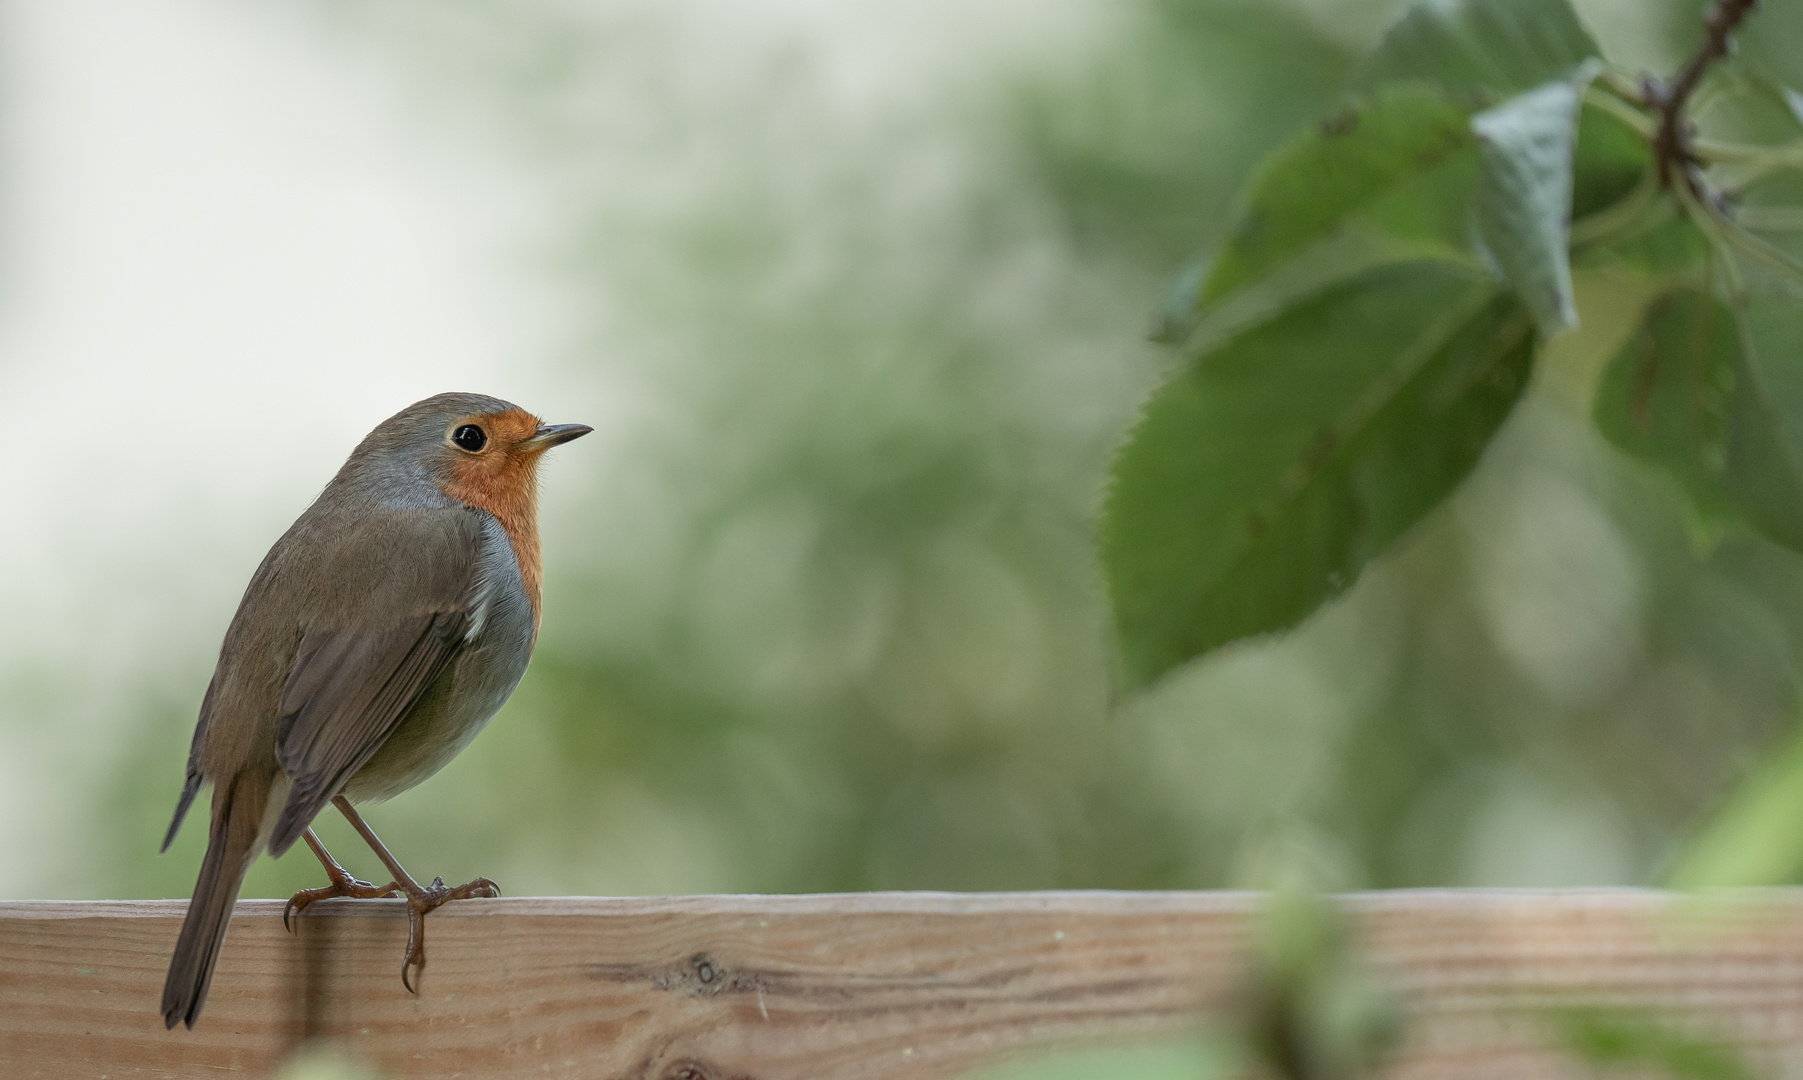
[968,1038,1241,1080]
[962,891,1396,1080]
[1666,719,1803,887]
[0,0,1790,925]
[1234,893,1400,1080]
[1554,1006,1764,1080]
[274,1043,382,1080]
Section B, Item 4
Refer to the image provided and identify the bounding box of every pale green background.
[0,0,1791,905]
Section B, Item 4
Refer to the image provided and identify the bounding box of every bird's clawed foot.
[283,863,399,931]
[398,875,501,993]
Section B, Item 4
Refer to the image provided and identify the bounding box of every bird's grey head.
[332,392,592,510]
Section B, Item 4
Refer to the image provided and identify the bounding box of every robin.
[158,392,590,1030]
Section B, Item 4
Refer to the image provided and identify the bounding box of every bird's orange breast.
[438,408,545,627]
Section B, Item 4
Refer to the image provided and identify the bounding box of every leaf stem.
[1648,0,1761,192]
[1582,84,1655,137]
[1691,138,1794,165]
[1569,169,1664,251]
[1679,177,1803,294]
[1599,69,1649,105]
[1734,206,1803,231]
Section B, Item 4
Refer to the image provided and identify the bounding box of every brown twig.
[1647,0,1761,193]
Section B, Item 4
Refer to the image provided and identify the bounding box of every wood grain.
[4,890,1803,1079]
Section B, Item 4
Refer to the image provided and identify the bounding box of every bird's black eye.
[451,424,487,453]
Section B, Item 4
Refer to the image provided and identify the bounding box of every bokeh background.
[0,0,1794,903]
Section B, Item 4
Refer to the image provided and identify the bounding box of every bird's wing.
[264,510,483,856]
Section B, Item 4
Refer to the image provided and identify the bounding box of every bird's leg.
[283,828,400,931]
[331,795,500,993]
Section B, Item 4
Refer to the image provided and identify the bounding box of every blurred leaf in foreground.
[1239,891,1401,1080]
[1665,717,1803,888]
[274,1043,383,1080]
[1554,1006,1765,1080]
[966,1037,1240,1080]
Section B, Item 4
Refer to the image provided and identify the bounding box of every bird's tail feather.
[160,770,268,1030]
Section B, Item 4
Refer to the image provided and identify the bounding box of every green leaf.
[1594,289,1738,519]
[1105,262,1533,689]
[1184,225,1484,358]
[1188,85,1478,315]
[1598,215,1714,274]
[1666,719,1803,888]
[1360,0,1602,105]
[1594,287,1803,552]
[1471,66,1598,334]
[1723,292,1803,547]
[1571,98,1652,220]
[1554,1007,1764,1080]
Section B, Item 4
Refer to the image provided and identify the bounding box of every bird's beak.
[521,423,593,452]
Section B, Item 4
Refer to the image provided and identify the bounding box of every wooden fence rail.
[4,890,1803,1079]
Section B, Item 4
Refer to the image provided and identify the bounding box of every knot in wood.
[659,1059,752,1080]
[692,954,717,986]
